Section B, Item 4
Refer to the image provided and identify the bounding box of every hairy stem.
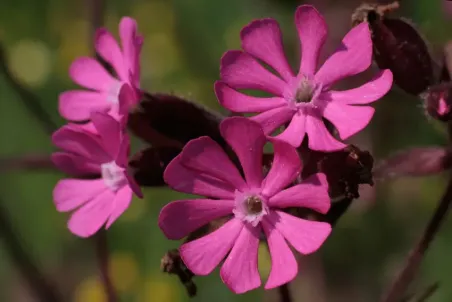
[0,202,62,301]
[380,177,452,302]
[278,283,293,302]
[0,44,57,135]
[0,154,54,172]
[95,231,117,302]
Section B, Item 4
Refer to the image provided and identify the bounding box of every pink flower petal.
[268,210,331,254]
[220,50,287,96]
[261,219,297,289]
[220,117,266,189]
[115,132,130,168]
[274,111,306,147]
[159,199,234,240]
[91,112,122,158]
[119,17,139,77]
[180,137,247,191]
[220,225,261,294]
[327,70,393,105]
[58,90,111,121]
[215,81,287,113]
[305,115,346,151]
[95,28,127,80]
[250,106,295,134]
[52,125,111,164]
[295,5,328,76]
[164,154,236,199]
[118,83,138,116]
[53,178,106,212]
[240,18,293,81]
[323,102,375,140]
[180,218,243,275]
[68,189,115,238]
[315,22,372,88]
[105,186,133,228]
[69,57,117,91]
[268,173,330,214]
[262,139,301,197]
[51,152,100,176]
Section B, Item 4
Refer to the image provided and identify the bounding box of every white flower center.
[101,161,127,191]
[233,191,268,227]
[106,82,122,105]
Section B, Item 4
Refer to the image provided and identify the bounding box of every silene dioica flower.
[58,17,143,122]
[216,5,393,151]
[52,112,142,237]
[159,117,332,293]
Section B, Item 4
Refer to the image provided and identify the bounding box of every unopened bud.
[422,84,452,122]
[352,2,434,95]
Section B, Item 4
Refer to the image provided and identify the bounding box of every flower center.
[101,161,127,191]
[295,78,315,103]
[233,191,268,227]
[106,82,122,105]
[245,196,263,214]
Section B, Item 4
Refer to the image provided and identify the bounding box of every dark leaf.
[128,92,225,147]
[128,147,181,186]
[373,147,452,179]
[352,2,434,95]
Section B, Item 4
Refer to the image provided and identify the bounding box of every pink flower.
[216,5,393,151]
[59,17,143,122]
[52,112,143,237]
[158,117,331,293]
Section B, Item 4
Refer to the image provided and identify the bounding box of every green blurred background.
[1,0,452,301]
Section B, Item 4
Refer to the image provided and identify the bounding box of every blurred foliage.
[2,0,452,301]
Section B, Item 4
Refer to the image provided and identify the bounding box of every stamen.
[245,196,263,214]
[295,78,315,103]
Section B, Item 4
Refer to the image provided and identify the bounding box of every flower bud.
[352,2,434,95]
[422,84,452,122]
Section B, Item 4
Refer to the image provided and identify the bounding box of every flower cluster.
[52,5,392,294]
[52,17,144,237]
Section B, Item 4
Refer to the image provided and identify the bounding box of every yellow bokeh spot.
[74,276,106,302]
[57,19,90,77]
[109,253,140,293]
[131,1,175,33]
[140,275,179,302]
[121,196,147,222]
[9,39,51,87]
[142,32,180,79]
[258,242,272,281]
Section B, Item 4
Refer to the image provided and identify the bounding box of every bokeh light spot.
[74,276,106,302]
[140,275,179,302]
[9,39,51,87]
[109,252,140,292]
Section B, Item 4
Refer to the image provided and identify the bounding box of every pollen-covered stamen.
[245,196,263,214]
[101,161,127,191]
[295,78,315,103]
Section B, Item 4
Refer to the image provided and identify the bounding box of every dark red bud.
[352,2,434,95]
[422,84,452,122]
[302,145,374,199]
